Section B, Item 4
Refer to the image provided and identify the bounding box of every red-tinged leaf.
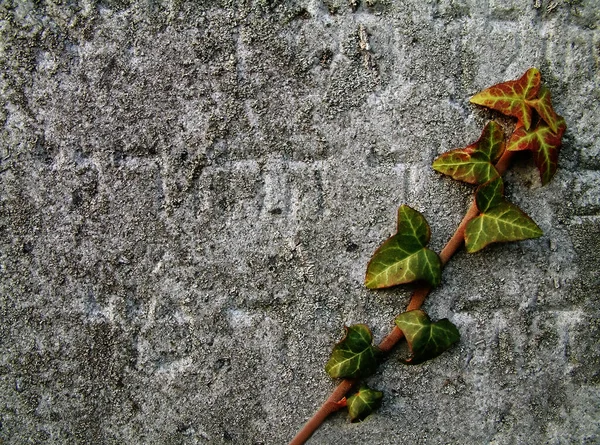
[432,121,505,185]
[527,85,561,133]
[325,324,382,379]
[465,177,543,253]
[365,206,442,289]
[470,68,541,130]
[347,386,383,422]
[507,116,566,185]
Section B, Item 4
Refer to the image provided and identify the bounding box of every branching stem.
[289,150,515,445]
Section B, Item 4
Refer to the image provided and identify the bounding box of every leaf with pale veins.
[433,121,505,185]
[365,206,441,289]
[347,386,383,422]
[465,177,543,253]
[507,116,566,185]
[325,324,382,379]
[395,310,460,365]
[470,68,541,130]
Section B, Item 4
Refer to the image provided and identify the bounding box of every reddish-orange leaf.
[507,116,567,185]
[432,121,505,185]
[470,68,541,130]
[527,85,561,133]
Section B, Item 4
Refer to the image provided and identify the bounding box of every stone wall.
[1,1,599,443]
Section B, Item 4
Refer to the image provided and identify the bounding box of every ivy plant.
[290,68,566,444]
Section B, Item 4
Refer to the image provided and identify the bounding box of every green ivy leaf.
[347,386,383,422]
[470,68,541,130]
[432,121,505,185]
[395,310,460,365]
[365,206,442,289]
[325,324,382,379]
[474,173,504,212]
[507,116,567,185]
[465,177,543,253]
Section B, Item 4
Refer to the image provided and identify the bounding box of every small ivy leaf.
[325,324,382,379]
[346,386,383,422]
[432,121,505,184]
[365,205,442,289]
[395,310,460,365]
[465,177,543,253]
[507,116,567,185]
[470,67,541,130]
[527,85,561,133]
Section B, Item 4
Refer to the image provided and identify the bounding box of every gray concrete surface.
[1,0,599,444]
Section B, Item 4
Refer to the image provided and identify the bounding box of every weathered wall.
[1,0,599,443]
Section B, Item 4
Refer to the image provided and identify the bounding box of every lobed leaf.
[507,116,566,185]
[395,310,460,365]
[325,324,382,379]
[365,206,442,289]
[470,68,541,130]
[432,121,505,184]
[465,177,543,253]
[527,85,561,133]
[347,386,383,422]
[474,174,505,213]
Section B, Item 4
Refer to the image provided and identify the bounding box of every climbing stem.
[289,150,515,445]
[288,380,354,445]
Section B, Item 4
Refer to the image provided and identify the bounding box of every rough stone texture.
[1,0,599,444]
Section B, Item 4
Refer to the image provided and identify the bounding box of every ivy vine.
[290,68,566,444]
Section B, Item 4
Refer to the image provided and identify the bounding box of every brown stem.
[289,149,515,445]
[377,325,404,353]
[288,379,355,445]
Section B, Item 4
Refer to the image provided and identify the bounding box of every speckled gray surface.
[1,0,599,444]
